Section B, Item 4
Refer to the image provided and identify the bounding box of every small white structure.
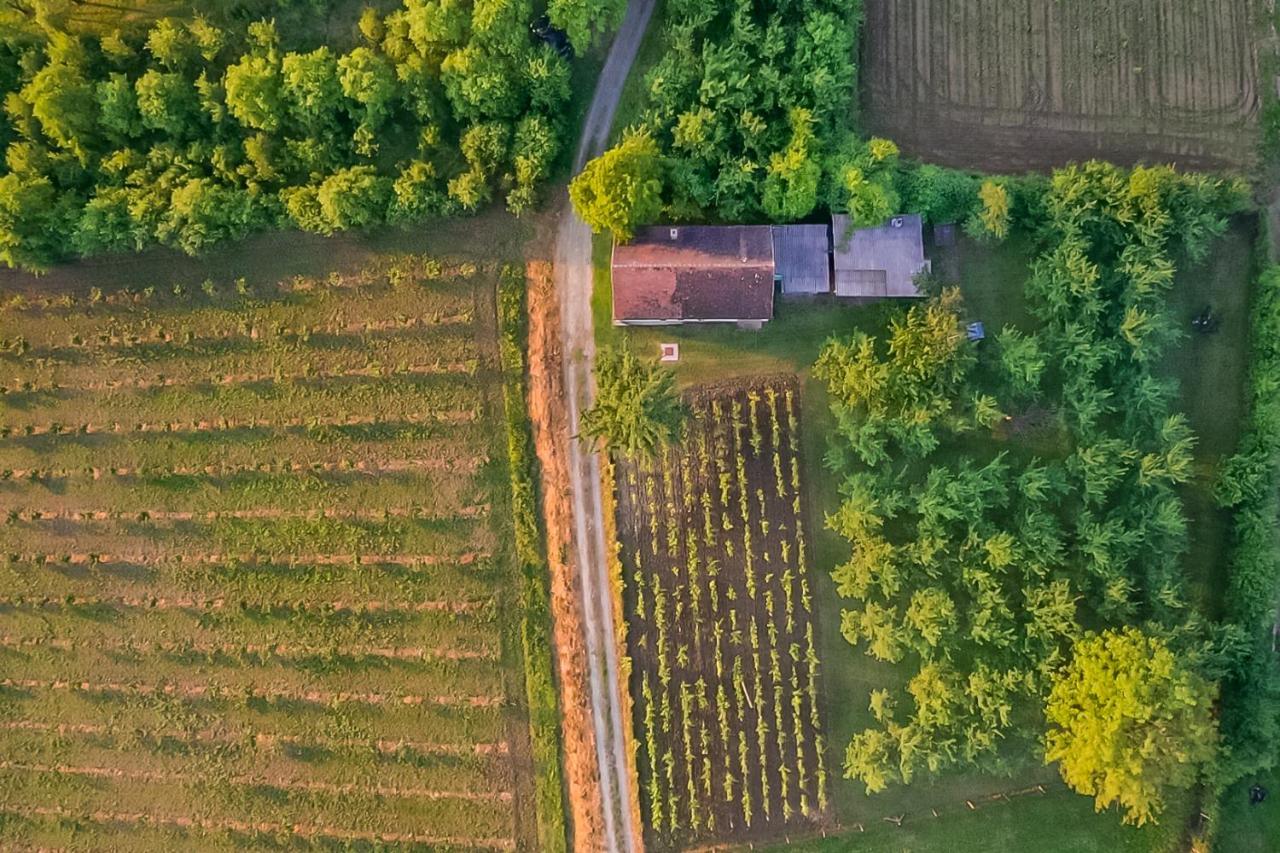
[659,343,680,363]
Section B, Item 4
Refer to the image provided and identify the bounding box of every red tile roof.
[612,226,775,323]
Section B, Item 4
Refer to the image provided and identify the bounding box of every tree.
[966,179,1010,241]
[762,108,820,222]
[282,47,344,130]
[97,72,142,141]
[996,326,1046,400]
[21,59,97,159]
[547,0,625,52]
[145,18,195,69]
[134,69,200,136]
[337,46,398,129]
[570,127,664,241]
[1043,628,1218,826]
[225,51,285,132]
[581,345,687,459]
[158,178,262,255]
[0,171,73,269]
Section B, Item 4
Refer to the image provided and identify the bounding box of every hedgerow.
[1215,258,1280,786]
[496,263,568,853]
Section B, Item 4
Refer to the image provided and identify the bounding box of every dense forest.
[0,0,629,270]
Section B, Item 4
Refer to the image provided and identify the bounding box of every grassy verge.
[1212,224,1280,850]
[496,264,569,853]
[759,786,1182,853]
[605,0,668,147]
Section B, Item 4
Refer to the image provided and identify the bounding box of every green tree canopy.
[1044,628,1217,826]
[569,127,664,242]
[581,345,687,459]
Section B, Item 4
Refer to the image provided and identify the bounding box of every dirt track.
[550,1,657,850]
[526,262,608,850]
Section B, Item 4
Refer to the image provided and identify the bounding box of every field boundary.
[496,264,570,853]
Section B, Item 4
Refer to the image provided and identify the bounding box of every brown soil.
[525,260,607,851]
[863,0,1261,173]
[614,380,827,849]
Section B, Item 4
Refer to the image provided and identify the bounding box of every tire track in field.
[0,678,504,710]
[0,805,516,850]
[0,720,510,758]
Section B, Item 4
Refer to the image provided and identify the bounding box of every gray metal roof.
[771,224,831,295]
[830,214,930,298]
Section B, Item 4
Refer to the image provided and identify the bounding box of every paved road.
[553,3,656,851]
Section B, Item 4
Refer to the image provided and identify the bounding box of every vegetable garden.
[0,256,547,849]
[612,379,828,849]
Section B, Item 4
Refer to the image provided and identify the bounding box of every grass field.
[593,227,1249,850]
[863,0,1262,172]
[612,380,828,848]
[0,224,550,849]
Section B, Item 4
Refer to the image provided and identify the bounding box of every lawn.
[1218,770,1280,853]
[0,216,552,850]
[592,227,1250,851]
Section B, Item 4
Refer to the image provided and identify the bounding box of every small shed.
[831,214,931,298]
[771,224,831,295]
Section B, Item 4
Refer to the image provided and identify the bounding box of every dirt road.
[553,2,656,850]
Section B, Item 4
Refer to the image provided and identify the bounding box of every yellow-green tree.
[965,179,1010,241]
[570,127,665,241]
[1044,628,1217,826]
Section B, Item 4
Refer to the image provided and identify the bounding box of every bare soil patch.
[863,0,1261,172]
[526,260,607,851]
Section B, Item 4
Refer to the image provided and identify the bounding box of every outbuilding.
[771,224,832,295]
[831,213,931,298]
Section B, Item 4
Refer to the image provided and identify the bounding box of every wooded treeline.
[0,0,614,270]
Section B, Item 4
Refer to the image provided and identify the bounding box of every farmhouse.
[611,216,929,325]
[831,213,931,298]
[611,225,776,327]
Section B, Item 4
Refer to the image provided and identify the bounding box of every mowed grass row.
[0,258,530,848]
[0,424,490,475]
[0,552,501,604]
[0,374,485,432]
[0,680,508,750]
[0,512,491,556]
[0,331,484,395]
